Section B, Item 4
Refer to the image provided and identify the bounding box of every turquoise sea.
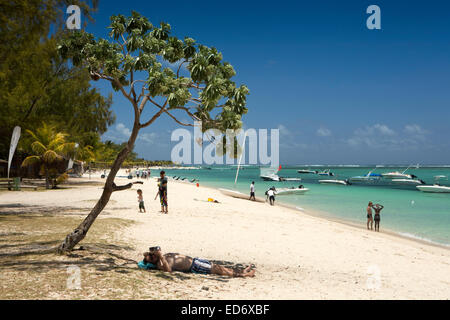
[157,166,450,246]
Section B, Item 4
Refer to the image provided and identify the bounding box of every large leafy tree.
[0,0,113,159]
[57,11,249,252]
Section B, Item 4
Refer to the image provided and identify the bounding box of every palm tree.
[21,124,76,189]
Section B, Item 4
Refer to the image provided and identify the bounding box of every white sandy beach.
[1,173,449,299]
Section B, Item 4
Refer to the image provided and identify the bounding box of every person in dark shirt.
[154,170,168,214]
[373,203,384,232]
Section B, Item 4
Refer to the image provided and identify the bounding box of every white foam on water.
[397,232,450,248]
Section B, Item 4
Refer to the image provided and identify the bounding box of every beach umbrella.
[7,126,21,179]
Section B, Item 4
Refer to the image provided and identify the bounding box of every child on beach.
[155,170,168,213]
[137,189,146,213]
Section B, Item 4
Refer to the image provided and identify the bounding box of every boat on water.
[297,169,318,174]
[260,173,280,181]
[279,177,302,181]
[348,170,381,184]
[390,178,425,186]
[416,176,450,193]
[219,188,266,202]
[259,167,302,181]
[317,169,335,176]
[416,185,450,193]
[381,164,419,180]
[260,167,280,181]
[319,179,350,185]
[275,186,309,195]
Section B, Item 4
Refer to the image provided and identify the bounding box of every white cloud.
[139,132,157,144]
[277,124,290,136]
[403,124,429,142]
[116,123,131,137]
[103,123,157,145]
[355,123,395,136]
[404,124,428,135]
[346,123,430,150]
[317,126,332,137]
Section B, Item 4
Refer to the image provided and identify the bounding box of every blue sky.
[81,0,450,165]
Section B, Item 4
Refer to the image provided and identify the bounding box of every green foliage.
[21,124,77,188]
[0,0,114,160]
[57,11,249,142]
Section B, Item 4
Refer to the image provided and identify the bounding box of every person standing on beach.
[267,188,276,206]
[155,170,168,213]
[366,201,373,230]
[249,181,256,201]
[373,203,384,232]
[137,189,146,213]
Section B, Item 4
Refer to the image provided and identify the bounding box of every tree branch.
[177,60,189,78]
[112,181,143,192]
[139,99,168,128]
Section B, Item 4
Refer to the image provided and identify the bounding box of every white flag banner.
[68,158,74,170]
[8,126,21,179]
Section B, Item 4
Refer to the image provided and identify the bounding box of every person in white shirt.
[249,181,256,201]
[266,187,276,206]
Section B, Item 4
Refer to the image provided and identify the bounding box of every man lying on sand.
[138,247,256,278]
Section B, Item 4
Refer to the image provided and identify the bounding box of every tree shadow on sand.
[0,242,138,274]
[0,204,93,216]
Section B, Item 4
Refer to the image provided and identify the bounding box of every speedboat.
[317,169,334,176]
[381,171,414,179]
[275,187,310,195]
[390,179,425,186]
[260,174,280,181]
[279,177,302,181]
[319,179,349,185]
[416,176,450,193]
[381,164,419,179]
[349,170,382,184]
[416,185,450,193]
[260,167,281,181]
[297,169,318,174]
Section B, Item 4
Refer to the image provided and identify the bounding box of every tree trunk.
[57,121,141,253]
[45,166,50,190]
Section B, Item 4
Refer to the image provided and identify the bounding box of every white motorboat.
[297,169,318,174]
[319,179,349,185]
[279,177,302,181]
[317,169,334,176]
[275,187,310,195]
[381,164,419,179]
[416,185,450,193]
[381,171,414,179]
[260,174,280,181]
[390,179,425,186]
[416,176,450,193]
[260,167,280,181]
